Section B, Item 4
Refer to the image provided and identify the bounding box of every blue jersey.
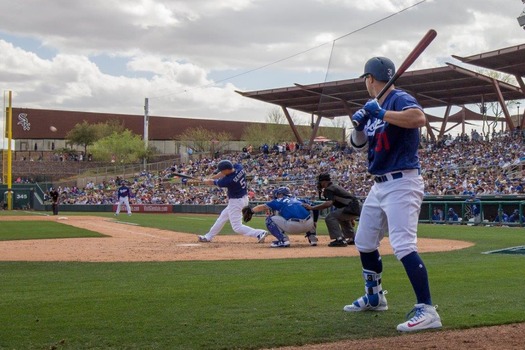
[215,163,247,199]
[265,196,311,220]
[363,89,422,175]
[117,185,130,198]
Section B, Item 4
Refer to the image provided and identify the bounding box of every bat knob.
[352,120,359,127]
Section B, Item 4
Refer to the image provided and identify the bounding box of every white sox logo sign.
[17,113,31,131]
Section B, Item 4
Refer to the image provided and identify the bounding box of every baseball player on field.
[115,181,132,216]
[49,187,60,215]
[250,186,316,248]
[345,56,441,332]
[197,159,268,243]
[304,173,359,247]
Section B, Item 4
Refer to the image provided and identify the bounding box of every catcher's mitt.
[242,206,254,222]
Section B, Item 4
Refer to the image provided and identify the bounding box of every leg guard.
[343,269,388,312]
[265,216,288,241]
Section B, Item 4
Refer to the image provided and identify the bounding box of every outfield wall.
[2,184,524,225]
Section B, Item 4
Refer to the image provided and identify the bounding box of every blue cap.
[217,160,233,172]
[360,57,395,82]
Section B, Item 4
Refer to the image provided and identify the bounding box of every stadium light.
[519,1,525,29]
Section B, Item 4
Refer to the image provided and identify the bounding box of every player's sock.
[360,250,383,274]
[401,251,432,305]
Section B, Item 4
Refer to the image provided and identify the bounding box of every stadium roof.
[452,43,525,79]
[237,43,525,143]
[238,65,522,119]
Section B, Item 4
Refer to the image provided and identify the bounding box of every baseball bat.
[165,172,200,181]
[353,29,437,127]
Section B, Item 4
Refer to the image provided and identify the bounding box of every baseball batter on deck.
[345,56,442,332]
[197,160,268,243]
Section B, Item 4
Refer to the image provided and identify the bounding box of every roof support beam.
[280,106,303,145]
[438,105,452,139]
[490,78,515,131]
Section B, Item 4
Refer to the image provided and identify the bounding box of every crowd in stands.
[52,130,524,207]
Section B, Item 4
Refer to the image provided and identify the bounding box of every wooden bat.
[165,172,200,181]
[375,29,437,101]
[353,29,437,127]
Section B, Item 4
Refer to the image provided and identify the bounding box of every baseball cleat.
[257,231,269,243]
[197,235,211,243]
[270,240,290,248]
[307,234,318,246]
[328,239,348,247]
[396,304,442,332]
[343,292,388,312]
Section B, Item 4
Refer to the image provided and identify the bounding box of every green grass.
[0,212,524,349]
[0,222,105,241]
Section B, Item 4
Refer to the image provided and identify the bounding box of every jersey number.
[374,132,390,152]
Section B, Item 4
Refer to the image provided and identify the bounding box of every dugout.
[422,195,525,226]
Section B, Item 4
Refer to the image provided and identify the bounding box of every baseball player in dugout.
[115,180,132,216]
[304,173,360,247]
[345,57,442,332]
[197,159,269,243]
[249,186,317,248]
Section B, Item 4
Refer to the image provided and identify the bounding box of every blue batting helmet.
[217,159,233,172]
[273,186,291,199]
[360,57,395,82]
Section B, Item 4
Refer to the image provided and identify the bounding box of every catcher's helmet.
[318,173,331,182]
[360,57,395,82]
[217,159,233,172]
[273,186,291,199]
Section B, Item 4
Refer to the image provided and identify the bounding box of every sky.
[0,0,524,129]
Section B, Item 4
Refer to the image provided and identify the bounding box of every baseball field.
[0,211,524,349]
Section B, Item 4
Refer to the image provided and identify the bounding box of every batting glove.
[363,99,386,120]
[351,109,369,131]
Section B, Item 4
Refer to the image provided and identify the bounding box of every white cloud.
[0,0,523,125]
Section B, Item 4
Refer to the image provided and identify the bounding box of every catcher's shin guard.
[265,216,288,241]
[343,269,388,312]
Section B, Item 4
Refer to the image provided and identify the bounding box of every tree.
[177,127,232,156]
[95,119,125,138]
[65,119,126,155]
[65,120,98,155]
[90,130,151,163]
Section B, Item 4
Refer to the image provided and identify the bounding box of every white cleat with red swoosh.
[397,304,442,332]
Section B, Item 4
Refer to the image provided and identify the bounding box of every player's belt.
[374,169,420,183]
[290,215,311,222]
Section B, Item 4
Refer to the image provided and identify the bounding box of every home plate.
[58,217,68,220]
[177,243,201,247]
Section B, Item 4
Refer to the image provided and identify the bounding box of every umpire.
[305,173,360,247]
[49,187,60,215]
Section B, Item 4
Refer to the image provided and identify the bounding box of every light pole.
[517,101,521,129]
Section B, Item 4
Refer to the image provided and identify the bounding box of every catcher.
[245,187,316,248]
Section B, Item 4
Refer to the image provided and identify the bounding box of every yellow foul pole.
[6,91,13,210]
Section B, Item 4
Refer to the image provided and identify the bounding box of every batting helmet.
[318,173,331,182]
[360,57,395,82]
[217,159,233,172]
[273,186,291,199]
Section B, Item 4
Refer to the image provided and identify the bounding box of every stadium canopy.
[237,43,525,147]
